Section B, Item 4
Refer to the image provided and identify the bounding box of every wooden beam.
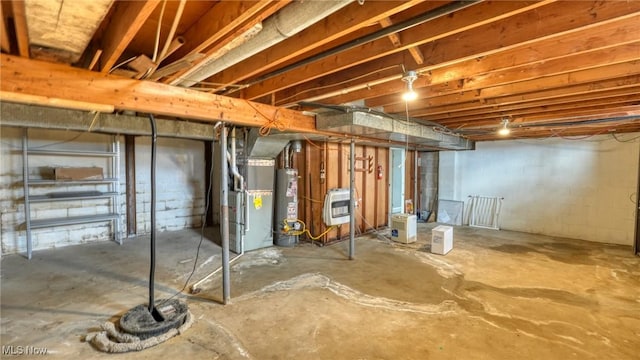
[275,0,555,105]
[100,0,160,73]
[0,3,11,53]
[379,17,424,65]
[10,0,29,57]
[243,0,553,100]
[276,1,640,106]
[423,89,640,120]
[512,105,640,125]
[379,17,402,47]
[164,0,287,84]
[87,49,103,71]
[164,0,275,63]
[410,76,640,117]
[378,42,640,114]
[0,55,315,132]
[370,15,640,108]
[469,123,640,141]
[436,97,640,128]
[203,0,426,91]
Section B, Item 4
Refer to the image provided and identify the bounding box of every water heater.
[275,168,298,246]
[323,188,351,226]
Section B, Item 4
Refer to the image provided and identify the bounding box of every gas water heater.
[275,168,298,246]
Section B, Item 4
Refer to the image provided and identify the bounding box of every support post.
[220,124,231,303]
[414,150,418,216]
[635,142,640,256]
[349,139,355,260]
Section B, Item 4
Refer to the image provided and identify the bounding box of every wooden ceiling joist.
[164,0,288,85]
[10,0,29,57]
[0,55,315,132]
[99,0,161,73]
[438,100,640,129]
[202,0,426,92]
[362,14,640,109]
[242,0,553,100]
[421,88,640,121]
[276,1,640,108]
[0,4,10,53]
[410,76,640,119]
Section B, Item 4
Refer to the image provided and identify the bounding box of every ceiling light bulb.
[401,70,418,102]
[402,89,418,101]
[498,119,510,136]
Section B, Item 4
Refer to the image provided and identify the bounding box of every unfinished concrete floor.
[1,224,639,359]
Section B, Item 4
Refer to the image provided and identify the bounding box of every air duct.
[316,110,474,150]
[174,0,354,87]
[245,128,292,158]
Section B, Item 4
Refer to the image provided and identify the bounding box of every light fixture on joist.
[498,118,511,136]
[401,70,418,101]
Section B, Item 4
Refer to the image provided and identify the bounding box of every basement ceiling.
[1,0,639,142]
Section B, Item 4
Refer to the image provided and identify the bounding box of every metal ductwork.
[316,110,474,150]
[246,128,292,158]
[174,0,354,87]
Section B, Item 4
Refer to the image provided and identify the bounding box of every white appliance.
[391,214,417,243]
[431,225,453,255]
[323,188,351,226]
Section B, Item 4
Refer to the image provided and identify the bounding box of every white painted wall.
[134,136,205,234]
[0,126,205,255]
[439,134,640,245]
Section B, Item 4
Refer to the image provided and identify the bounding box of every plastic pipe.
[148,114,158,313]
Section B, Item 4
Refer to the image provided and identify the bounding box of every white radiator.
[468,195,503,230]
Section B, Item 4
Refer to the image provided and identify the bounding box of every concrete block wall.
[134,136,205,234]
[0,127,120,254]
[439,133,640,245]
[1,126,206,255]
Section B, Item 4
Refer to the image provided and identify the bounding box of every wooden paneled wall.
[289,140,418,243]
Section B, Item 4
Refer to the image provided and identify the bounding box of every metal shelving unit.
[22,128,121,259]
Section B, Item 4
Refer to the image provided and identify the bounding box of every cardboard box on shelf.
[54,167,103,180]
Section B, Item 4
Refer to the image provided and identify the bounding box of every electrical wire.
[151,0,167,63]
[108,56,137,74]
[303,135,324,149]
[244,100,285,136]
[612,133,640,143]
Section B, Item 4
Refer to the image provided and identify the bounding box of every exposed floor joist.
[201,0,427,93]
[98,0,160,73]
[164,0,288,85]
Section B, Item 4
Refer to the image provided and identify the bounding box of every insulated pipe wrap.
[177,0,353,87]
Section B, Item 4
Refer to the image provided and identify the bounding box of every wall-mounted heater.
[323,188,351,226]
